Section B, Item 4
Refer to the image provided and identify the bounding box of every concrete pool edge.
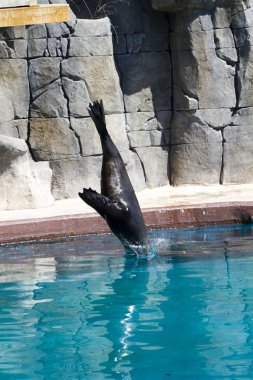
[0,201,253,245]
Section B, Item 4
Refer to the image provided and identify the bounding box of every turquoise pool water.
[1,225,253,379]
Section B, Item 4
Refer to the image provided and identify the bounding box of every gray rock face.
[1,1,253,209]
[0,40,27,58]
[223,125,253,183]
[29,58,61,96]
[71,117,102,156]
[172,48,236,110]
[152,0,241,12]
[73,18,112,37]
[0,135,53,209]
[62,78,90,118]
[162,1,253,185]
[0,134,27,158]
[51,156,102,199]
[106,114,130,152]
[27,38,47,58]
[31,80,68,118]
[0,3,172,208]
[170,143,223,185]
[29,118,80,161]
[0,120,28,140]
[61,56,124,114]
[135,146,169,187]
[0,60,29,121]
[68,36,113,57]
[117,52,172,112]
[121,150,146,192]
[170,112,223,184]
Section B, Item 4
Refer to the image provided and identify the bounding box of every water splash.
[125,242,156,260]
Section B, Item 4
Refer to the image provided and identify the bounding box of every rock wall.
[0,0,253,209]
[152,0,253,184]
[110,0,171,188]
[0,0,171,209]
[28,17,127,200]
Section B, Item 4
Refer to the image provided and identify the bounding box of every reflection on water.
[0,225,253,379]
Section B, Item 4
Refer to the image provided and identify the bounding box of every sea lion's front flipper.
[78,187,128,219]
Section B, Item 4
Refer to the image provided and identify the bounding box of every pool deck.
[0,184,253,244]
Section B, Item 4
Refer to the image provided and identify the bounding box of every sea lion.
[78,100,148,255]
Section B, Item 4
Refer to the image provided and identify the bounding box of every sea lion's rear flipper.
[78,187,128,219]
[88,100,108,138]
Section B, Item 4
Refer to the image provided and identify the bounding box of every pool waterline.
[0,200,253,245]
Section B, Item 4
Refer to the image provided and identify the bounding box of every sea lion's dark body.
[79,100,148,253]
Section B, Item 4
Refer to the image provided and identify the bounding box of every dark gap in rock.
[219,128,226,185]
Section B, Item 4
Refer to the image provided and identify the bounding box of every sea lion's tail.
[88,100,108,138]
